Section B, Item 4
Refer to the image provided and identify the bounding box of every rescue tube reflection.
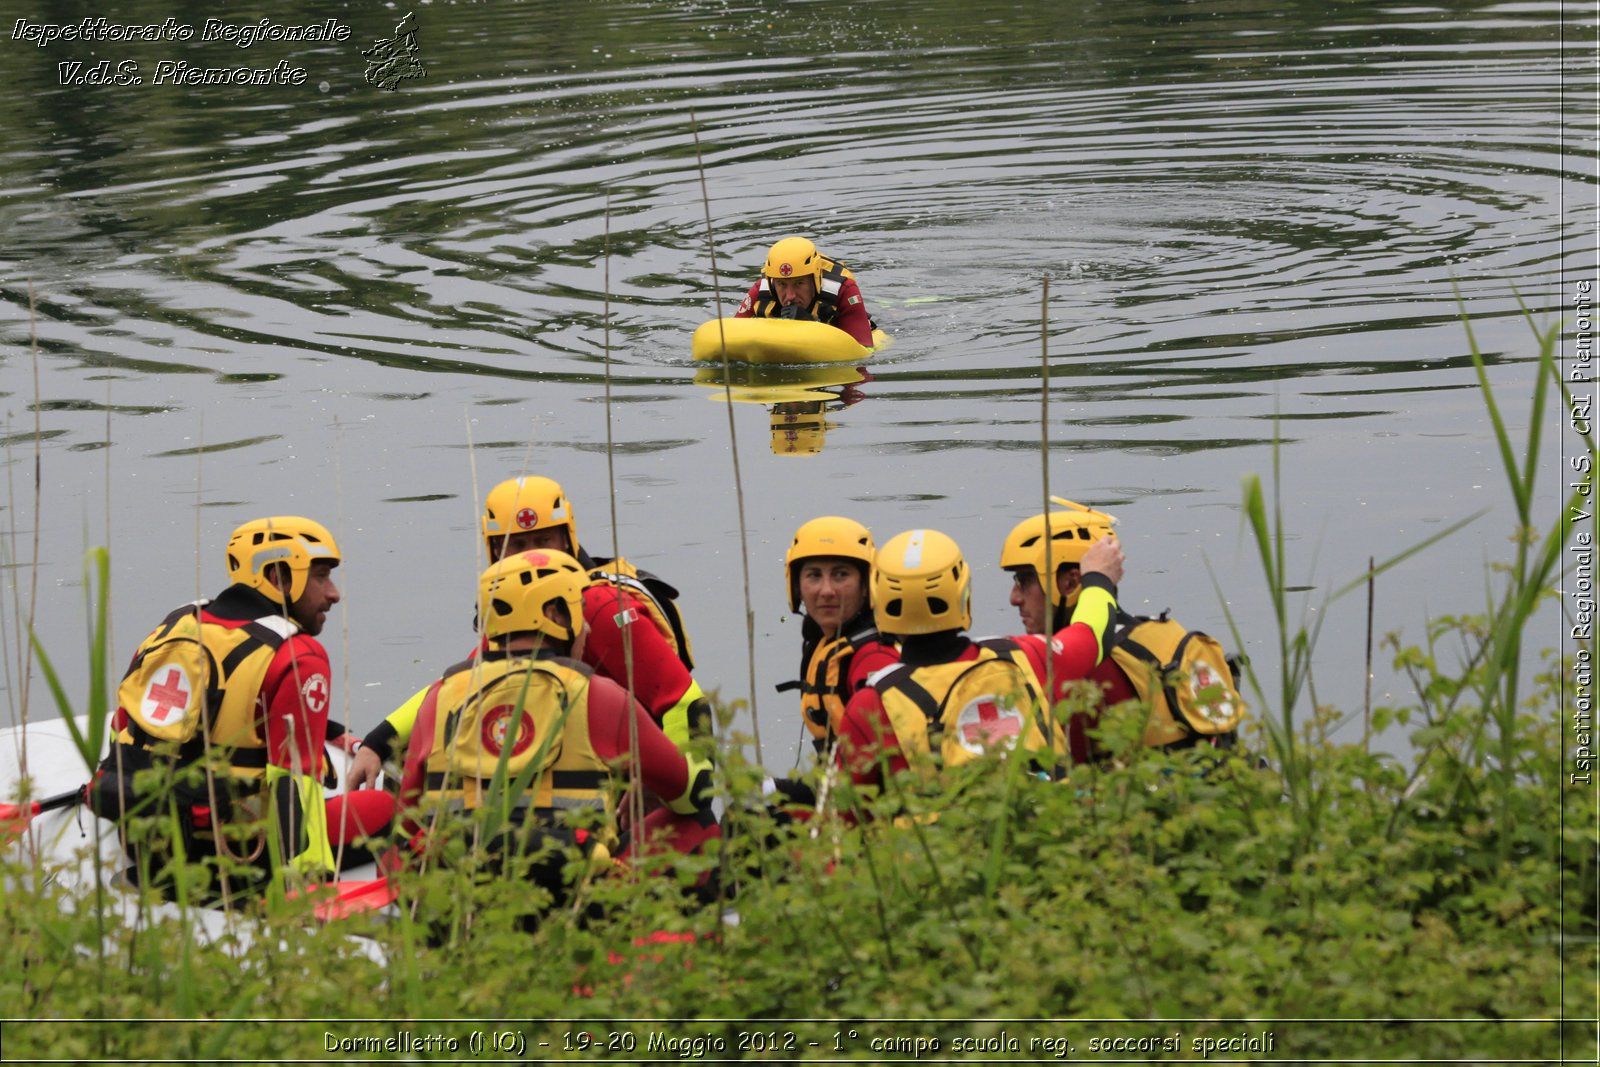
[693,363,871,457]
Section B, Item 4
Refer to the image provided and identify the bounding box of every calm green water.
[0,0,1591,765]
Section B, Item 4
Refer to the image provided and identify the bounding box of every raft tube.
[0,714,390,938]
[691,317,891,365]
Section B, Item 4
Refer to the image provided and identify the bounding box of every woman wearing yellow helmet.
[779,516,899,757]
[734,235,876,346]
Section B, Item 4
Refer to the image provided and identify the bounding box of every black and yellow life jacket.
[871,638,1062,777]
[750,257,858,325]
[782,619,894,753]
[587,555,695,670]
[113,601,294,775]
[422,653,609,818]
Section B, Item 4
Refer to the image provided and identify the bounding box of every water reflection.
[694,363,872,456]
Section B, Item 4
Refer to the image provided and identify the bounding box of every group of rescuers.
[89,237,1242,912]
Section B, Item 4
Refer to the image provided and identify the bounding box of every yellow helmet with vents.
[1000,497,1118,609]
[762,235,823,289]
[784,516,874,613]
[872,528,971,636]
[481,476,579,564]
[478,549,589,644]
[225,516,340,606]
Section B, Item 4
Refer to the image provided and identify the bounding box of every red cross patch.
[957,699,1023,753]
[300,673,330,717]
[515,507,538,530]
[778,263,793,276]
[144,667,191,724]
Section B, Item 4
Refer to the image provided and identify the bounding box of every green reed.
[1459,309,1592,861]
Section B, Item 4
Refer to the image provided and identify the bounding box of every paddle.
[0,784,87,842]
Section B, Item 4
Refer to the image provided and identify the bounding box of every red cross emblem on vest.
[301,674,330,716]
[778,263,793,276]
[960,700,1022,748]
[515,508,538,529]
[145,667,191,724]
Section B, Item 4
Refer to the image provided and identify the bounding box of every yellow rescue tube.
[691,317,891,365]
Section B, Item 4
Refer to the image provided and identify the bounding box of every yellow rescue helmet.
[785,516,874,613]
[225,516,341,607]
[762,235,823,290]
[872,528,971,636]
[481,476,579,564]
[477,549,589,644]
[999,497,1118,609]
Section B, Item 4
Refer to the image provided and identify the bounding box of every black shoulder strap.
[221,619,287,677]
[814,259,849,318]
[973,636,1021,657]
[844,622,883,650]
[874,663,943,736]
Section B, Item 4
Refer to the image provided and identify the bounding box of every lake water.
[0,0,1591,770]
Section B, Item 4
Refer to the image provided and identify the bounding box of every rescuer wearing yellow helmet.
[998,500,1139,763]
[346,476,713,796]
[390,549,715,915]
[735,235,876,346]
[1000,500,1243,759]
[1000,499,1121,635]
[834,527,1124,801]
[777,516,900,757]
[91,516,394,894]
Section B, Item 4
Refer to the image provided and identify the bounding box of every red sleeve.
[1045,622,1104,703]
[580,584,693,721]
[398,680,442,814]
[734,280,761,318]
[835,686,906,788]
[261,636,332,775]
[833,278,873,346]
[1016,628,1114,764]
[845,639,899,699]
[586,675,690,803]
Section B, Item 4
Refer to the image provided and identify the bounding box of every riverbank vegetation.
[0,321,1592,1062]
